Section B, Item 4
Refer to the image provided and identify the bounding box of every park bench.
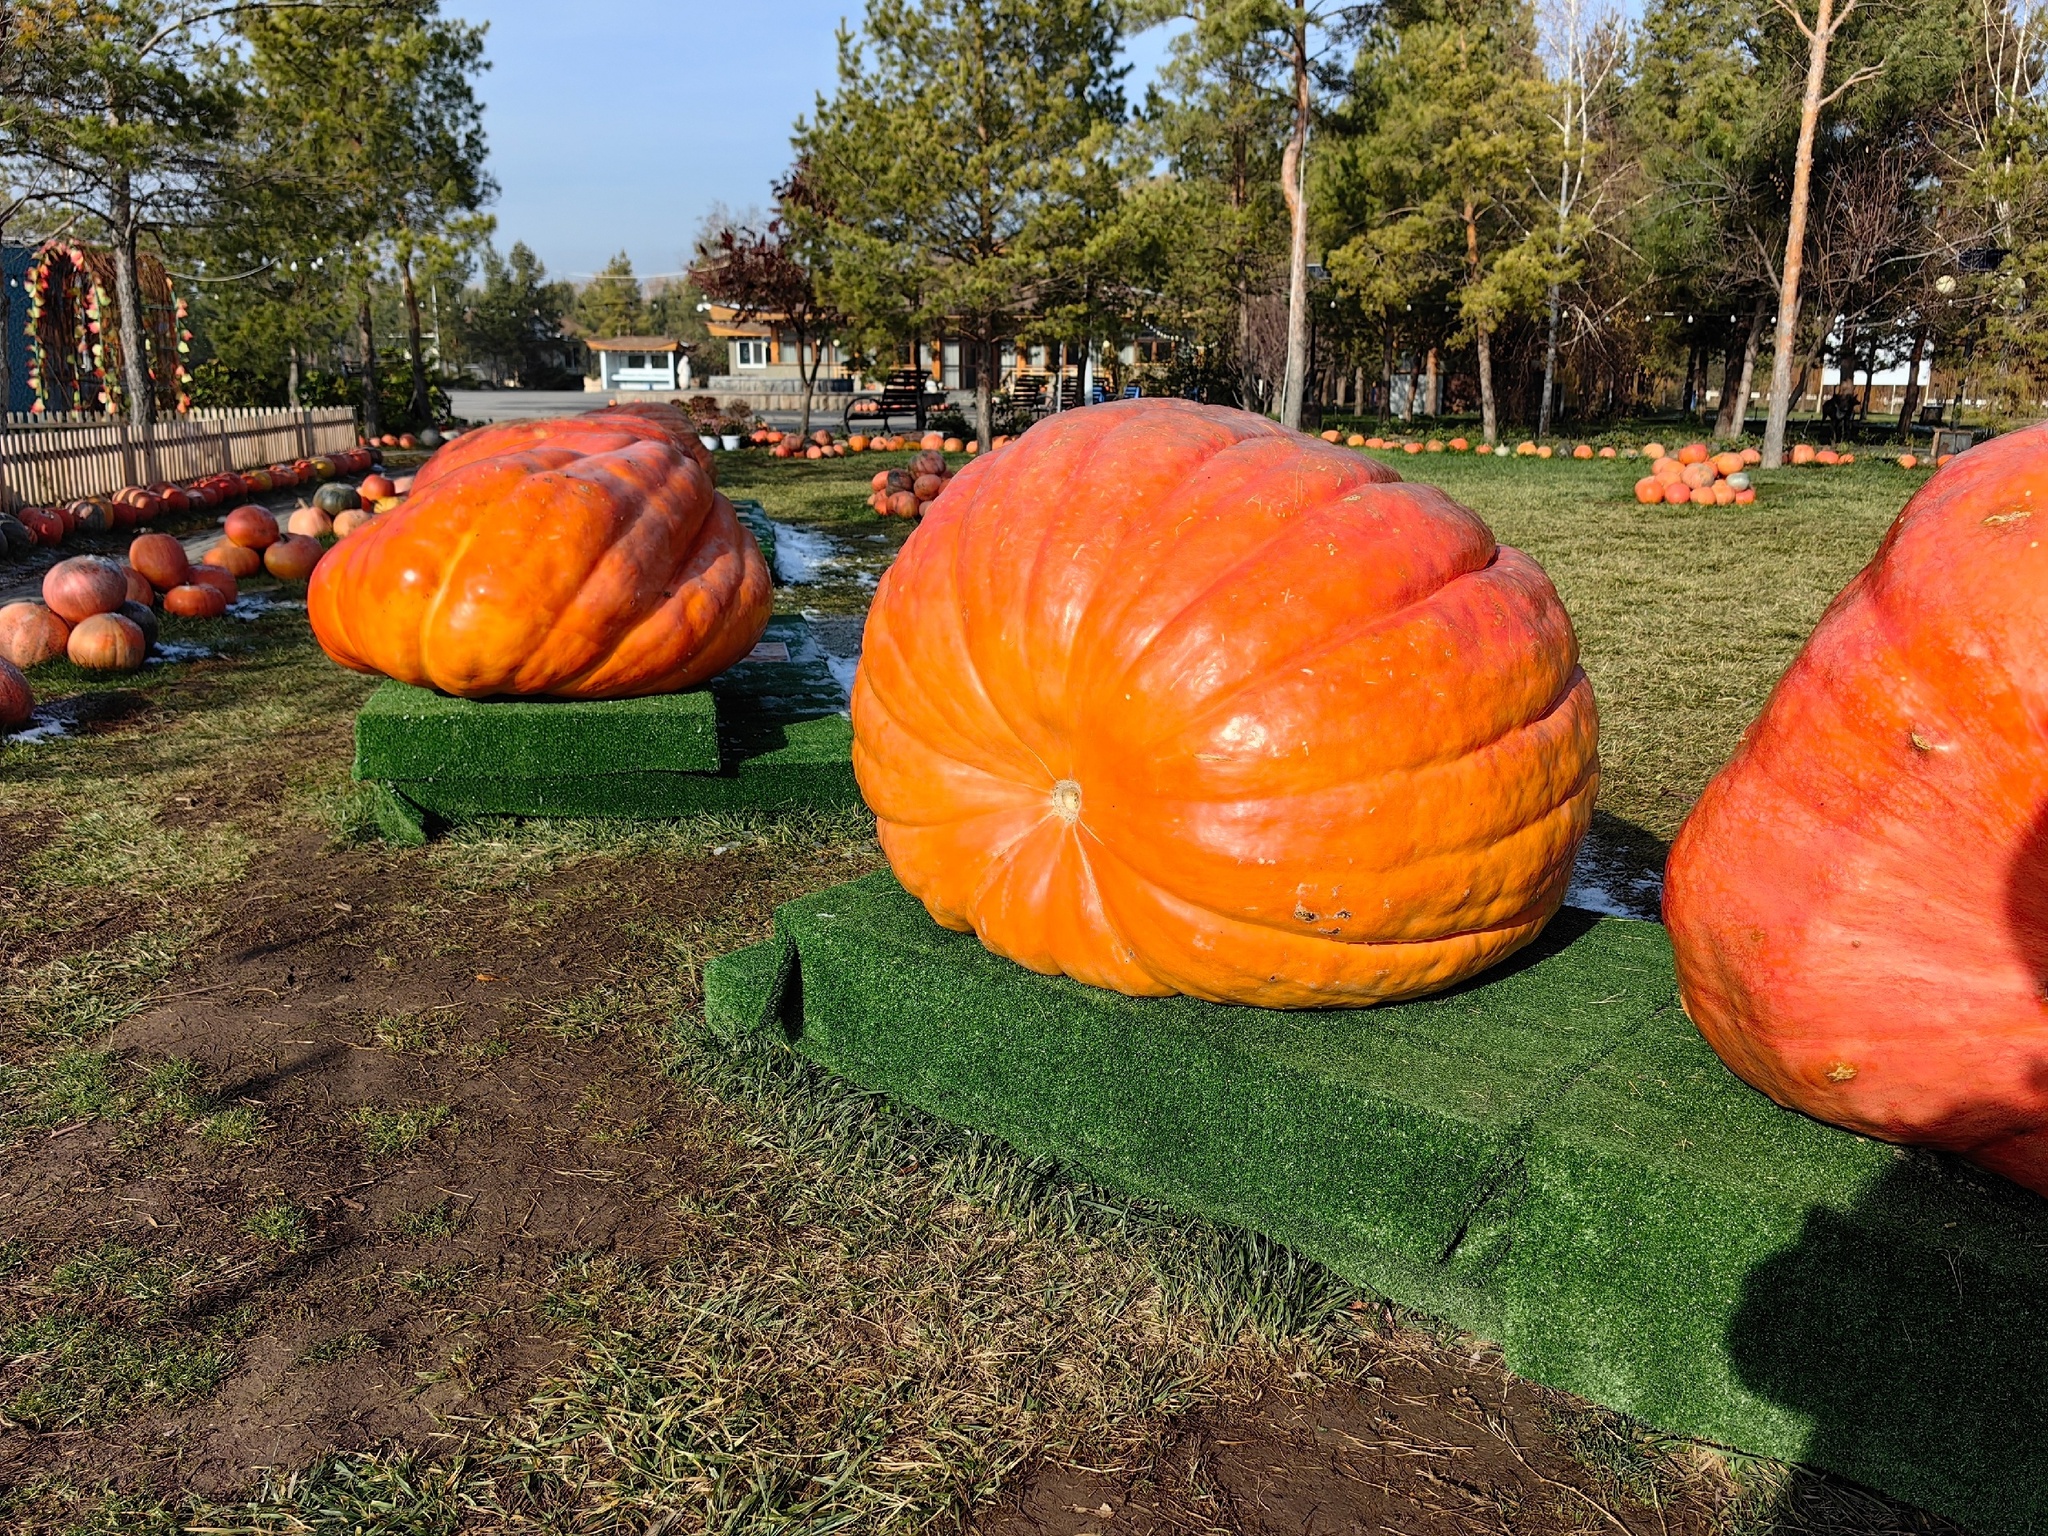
[843,369,937,434]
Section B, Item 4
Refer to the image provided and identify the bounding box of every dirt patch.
[0,828,752,1498]
[980,1352,1724,1536]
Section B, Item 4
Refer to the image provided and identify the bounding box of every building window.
[1134,338,1173,365]
[736,339,767,368]
[626,353,647,370]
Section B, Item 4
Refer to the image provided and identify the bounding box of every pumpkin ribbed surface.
[1665,421,2048,1195]
[411,402,713,497]
[852,399,1599,1008]
[308,426,768,700]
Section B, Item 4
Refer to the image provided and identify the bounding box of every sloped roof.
[585,335,682,351]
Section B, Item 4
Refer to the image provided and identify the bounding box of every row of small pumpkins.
[1,448,381,557]
[867,451,958,518]
[753,427,1016,460]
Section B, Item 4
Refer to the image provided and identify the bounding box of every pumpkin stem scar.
[1049,779,1083,824]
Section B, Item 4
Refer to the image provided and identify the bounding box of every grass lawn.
[0,443,1949,1534]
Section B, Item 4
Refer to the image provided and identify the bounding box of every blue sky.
[440,1,1180,285]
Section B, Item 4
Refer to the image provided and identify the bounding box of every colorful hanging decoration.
[25,241,190,416]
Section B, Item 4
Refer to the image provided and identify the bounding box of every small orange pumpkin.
[43,556,128,625]
[163,583,228,619]
[0,657,30,731]
[67,611,147,671]
[129,533,191,592]
[225,506,279,549]
[204,541,262,578]
[264,533,324,583]
[0,602,70,668]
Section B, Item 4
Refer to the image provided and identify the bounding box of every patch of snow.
[825,654,860,704]
[1565,836,1664,921]
[225,593,303,621]
[147,641,219,664]
[770,520,842,584]
[6,711,71,745]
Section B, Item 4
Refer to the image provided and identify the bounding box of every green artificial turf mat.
[707,871,1673,1321]
[702,871,2048,1535]
[1501,1018,2048,1530]
[356,682,719,780]
[354,614,858,830]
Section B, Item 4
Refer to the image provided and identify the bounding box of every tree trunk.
[358,286,381,440]
[1897,324,1928,436]
[288,344,301,410]
[109,172,153,425]
[1762,0,1843,468]
[400,247,430,428]
[1277,19,1312,429]
[1381,319,1394,421]
[1354,363,1366,415]
[0,210,11,413]
[798,331,816,441]
[1425,347,1439,415]
[1538,282,1562,438]
[975,336,994,451]
[1716,295,1767,438]
[1464,200,1498,444]
[1238,295,1259,411]
[1403,352,1419,422]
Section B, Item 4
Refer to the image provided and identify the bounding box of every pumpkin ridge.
[1076,476,1493,734]
[517,452,712,696]
[1071,440,1422,694]
[1101,547,1565,780]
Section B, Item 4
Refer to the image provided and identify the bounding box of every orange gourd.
[0,602,69,668]
[204,541,262,578]
[163,583,228,619]
[851,399,1598,1008]
[264,533,323,583]
[226,506,279,549]
[0,657,29,731]
[129,533,191,592]
[43,556,128,624]
[189,567,238,605]
[1665,422,2048,1195]
[67,611,146,672]
[309,434,770,700]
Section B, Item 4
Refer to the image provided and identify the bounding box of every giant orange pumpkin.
[1665,420,2048,1195]
[410,403,714,497]
[309,435,770,699]
[852,400,1599,1008]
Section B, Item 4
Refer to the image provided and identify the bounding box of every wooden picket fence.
[0,407,359,511]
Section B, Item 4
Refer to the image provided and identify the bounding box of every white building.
[585,336,688,392]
